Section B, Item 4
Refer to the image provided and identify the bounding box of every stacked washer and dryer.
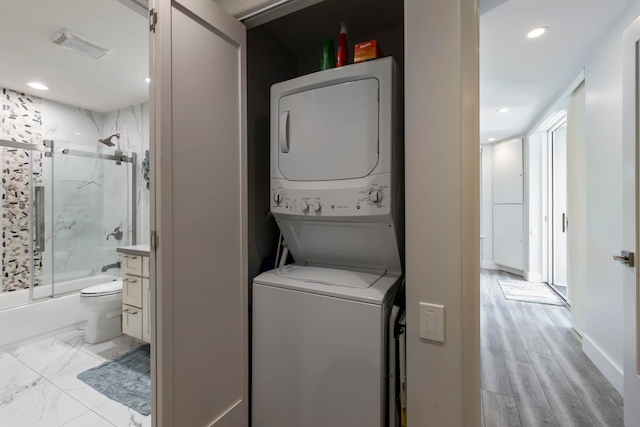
[252,57,404,427]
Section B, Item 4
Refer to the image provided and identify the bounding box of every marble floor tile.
[61,410,115,426]
[55,328,88,348]
[47,360,109,410]
[0,351,41,398]
[82,334,144,361]
[11,336,100,379]
[93,399,151,427]
[0,377,88,427]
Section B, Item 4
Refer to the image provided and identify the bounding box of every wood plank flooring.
[481,269,624,427]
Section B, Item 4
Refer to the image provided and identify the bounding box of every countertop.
[116,244,151,257]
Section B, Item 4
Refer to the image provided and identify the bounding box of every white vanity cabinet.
[117,246,151,343]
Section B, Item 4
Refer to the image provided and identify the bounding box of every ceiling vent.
[50,28,113,60]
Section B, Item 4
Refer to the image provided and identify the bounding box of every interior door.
[551,123,568,298]
[150,0,248,426]
[623,23,640,427]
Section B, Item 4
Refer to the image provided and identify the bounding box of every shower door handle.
[34,186,45,253]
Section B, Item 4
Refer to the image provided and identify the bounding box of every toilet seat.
[81,281,122,297]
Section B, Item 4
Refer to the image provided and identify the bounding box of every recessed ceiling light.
[497,108,509,113]
[488,138,496,142]
[527,26,548,39]
[26,82,50,91]
[144,77,151,83]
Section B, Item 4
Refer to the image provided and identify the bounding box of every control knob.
[368,190,383,203]
[312,203,321,212]
[301,203,310,213]
[273,192,283,204]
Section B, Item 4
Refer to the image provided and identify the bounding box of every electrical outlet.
[419,302,445,343]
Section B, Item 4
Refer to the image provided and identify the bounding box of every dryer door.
[278,78,379,181]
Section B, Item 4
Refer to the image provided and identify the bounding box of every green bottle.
[321,38,336,70]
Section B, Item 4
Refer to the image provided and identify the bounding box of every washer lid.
[81,280,122,296]
[275,265,384,289]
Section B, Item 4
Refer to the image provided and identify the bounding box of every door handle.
[562,213,566,233]
[35,186,45,252]
[279,111,289,153]
[613,250,635,267]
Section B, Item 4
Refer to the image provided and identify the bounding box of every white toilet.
[79,280,123,344]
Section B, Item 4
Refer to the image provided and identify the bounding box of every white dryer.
[252,57,403,427]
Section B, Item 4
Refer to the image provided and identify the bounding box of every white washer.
[252,264,400,427]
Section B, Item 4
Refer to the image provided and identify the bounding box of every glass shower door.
[0,140,54,306]
[51,140,132,296]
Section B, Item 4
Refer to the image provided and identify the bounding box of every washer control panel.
[271,176,393,217]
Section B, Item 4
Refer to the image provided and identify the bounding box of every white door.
[493,204,523,270]
[492,138,523,204]
[623,20,640,427]
[150,0,248,426]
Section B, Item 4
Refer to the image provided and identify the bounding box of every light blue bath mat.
[77,344,151,415]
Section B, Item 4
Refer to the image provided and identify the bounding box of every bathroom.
[0,0,152,425]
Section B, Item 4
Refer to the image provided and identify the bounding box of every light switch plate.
[419,302,445,343]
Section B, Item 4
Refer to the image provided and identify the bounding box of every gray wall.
[247,27,297,280]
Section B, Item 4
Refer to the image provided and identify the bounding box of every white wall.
[580,2,640,394]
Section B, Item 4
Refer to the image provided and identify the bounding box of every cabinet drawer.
[143,256,150,278]
[122,304,142,340]
[122,275,143,308]
[122,254,143,276]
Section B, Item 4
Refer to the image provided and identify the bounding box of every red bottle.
[336,22,349,67]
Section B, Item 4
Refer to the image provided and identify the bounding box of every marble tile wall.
[0,88,149,291]
[102,103,150,246]
[0,89,43,292]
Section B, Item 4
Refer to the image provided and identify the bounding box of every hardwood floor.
[481,269,624,427]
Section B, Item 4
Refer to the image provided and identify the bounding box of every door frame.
[546,117,569,300]
[542,114,567,286]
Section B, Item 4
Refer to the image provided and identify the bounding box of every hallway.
[480,269,623,426]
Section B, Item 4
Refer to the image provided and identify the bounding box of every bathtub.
[0,275,119,349]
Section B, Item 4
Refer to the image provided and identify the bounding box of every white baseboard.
[582,334,624,396]
[480,260,501,270]
[481,261,525,278]
[523,271,543,283]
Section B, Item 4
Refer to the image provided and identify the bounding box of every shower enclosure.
[0,137,136,310]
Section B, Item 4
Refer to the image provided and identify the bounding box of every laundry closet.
[150,0,479,425]
[246,2,405,426]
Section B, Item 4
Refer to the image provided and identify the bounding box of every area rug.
[77,344,151,415]
[498,280,564,306]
